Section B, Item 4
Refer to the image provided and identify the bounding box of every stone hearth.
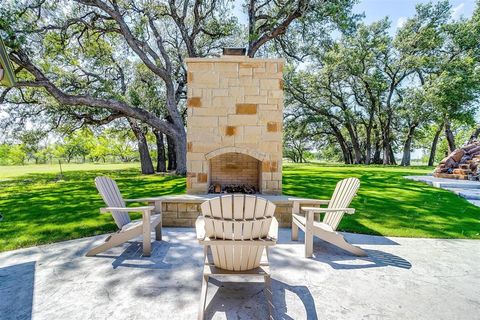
[185,56,284,194]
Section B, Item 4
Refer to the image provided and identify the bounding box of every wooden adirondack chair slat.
[254,197,267,218]
[233,195,244,219]
[243,196,256,219]
[221,195,232,219]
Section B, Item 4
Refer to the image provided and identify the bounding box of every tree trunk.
[382,140,390,164]
[174,131,187,175]
[365,123,372,165]
[400,124,417,166]
[165,115,186,175]
[372,129,382,164]
[380,107,395,165]
[128,118,155,175]
[154,129,167,172]
[167,134,177,171]
[444,120,456,154]
[372,148,381,164]
[428,123,443,166]
[345,123,362,164]
[382,126,392,165]
[389,145,397,165]
[329,122,352,164]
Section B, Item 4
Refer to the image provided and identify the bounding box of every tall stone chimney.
[185,55,284,195]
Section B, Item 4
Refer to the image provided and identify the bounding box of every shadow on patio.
[270,229,411,271]
[203,278,317,320]
[0,261,36,320]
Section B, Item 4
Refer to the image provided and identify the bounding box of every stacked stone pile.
[434,141,480,180]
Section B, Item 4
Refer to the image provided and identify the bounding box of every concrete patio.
[406,175,480,207]
[1,228,479,320]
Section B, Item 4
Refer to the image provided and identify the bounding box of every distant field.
[0,162,479,252]
[0,162,140,179]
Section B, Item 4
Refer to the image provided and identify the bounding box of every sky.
[233,0,476,32]
[354,0,476,33]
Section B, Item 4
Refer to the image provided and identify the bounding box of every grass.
[282,163,480,239]
[0,164,185,252]
[0,162,479,252]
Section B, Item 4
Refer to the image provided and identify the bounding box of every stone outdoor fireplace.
[185,54,284,194]
[209,152,260,192]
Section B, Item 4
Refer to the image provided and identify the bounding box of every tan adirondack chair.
[196,195,278,320]
[292,177,366,257]
[86,176,162,257]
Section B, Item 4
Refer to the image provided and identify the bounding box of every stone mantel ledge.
[129,194,322,205]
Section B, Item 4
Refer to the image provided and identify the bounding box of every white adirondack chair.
[86,176,162,257]
[196,195,278,320]
[291,177,366,257]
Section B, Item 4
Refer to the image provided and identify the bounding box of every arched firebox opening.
[209,152,261,194]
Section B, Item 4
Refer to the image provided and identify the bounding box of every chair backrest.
[324,177,360,230]
[200,195,276,271]
[95,176,131,229]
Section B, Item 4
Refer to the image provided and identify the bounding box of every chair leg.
[142,211,152,257]
[327,233,367,256]
[86,233,129,257]
[291,221,299,241]
[305,230,314,258]
[152,200,163,241]
[198,274,209,320]
[155,219,162,241]
[264,274,274,319]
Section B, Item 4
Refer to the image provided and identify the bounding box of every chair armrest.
[291,198,330,215]
[268,217,279,241]
[301,206,355,214]
[100,206,154,213]
[289,198,330,205]
[195,216,206,241]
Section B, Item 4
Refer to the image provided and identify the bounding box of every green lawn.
[0,163,479,252]
[283,164,480,239]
